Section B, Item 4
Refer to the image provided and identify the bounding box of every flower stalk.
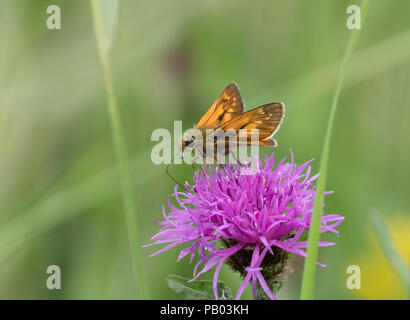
[90,0,148,299]
[300,0,371,299]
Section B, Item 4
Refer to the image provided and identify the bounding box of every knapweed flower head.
[146,151,344,300]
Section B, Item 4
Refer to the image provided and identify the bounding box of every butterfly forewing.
[195,83,244,129]
[216,102,285,146]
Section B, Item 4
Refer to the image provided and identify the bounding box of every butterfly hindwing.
[216,102,285,146]
[195,83,244,129]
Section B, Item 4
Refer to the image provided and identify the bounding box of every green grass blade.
[369,211,410,298]
[99,0,119,50]
[300,0,372,300]
[90,0,149,299]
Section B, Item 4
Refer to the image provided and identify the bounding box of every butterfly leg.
[201,164,210,190]
[194,156,210,189]
[214,154,233,180]
[228,150,244,166]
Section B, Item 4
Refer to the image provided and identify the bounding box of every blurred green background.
[0,0,409,299]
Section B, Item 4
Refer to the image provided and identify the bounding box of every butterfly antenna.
[166,163,186,191]
[166,149,190,192]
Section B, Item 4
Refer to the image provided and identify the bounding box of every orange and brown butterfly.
[180,83,285,162]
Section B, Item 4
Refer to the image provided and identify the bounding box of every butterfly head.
[181,128,199,152]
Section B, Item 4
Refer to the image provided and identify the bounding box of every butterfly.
[180,83,285,163]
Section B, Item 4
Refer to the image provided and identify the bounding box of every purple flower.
[146,151,344,300]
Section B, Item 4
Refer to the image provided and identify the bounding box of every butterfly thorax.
[181,127,241,160]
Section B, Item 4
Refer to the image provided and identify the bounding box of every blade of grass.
[369,211,410,298]
[99,0,119,50]
[300,0,372,300]
[90,0,148,299]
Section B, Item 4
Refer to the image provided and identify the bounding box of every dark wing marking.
[216,102,285,146]
[196,83,244,129]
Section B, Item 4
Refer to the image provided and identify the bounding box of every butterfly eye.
[185,140,194,147]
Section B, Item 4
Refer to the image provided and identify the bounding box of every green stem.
[90,0,148,299]
[369,211,410,299]
[300,0,371,300]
